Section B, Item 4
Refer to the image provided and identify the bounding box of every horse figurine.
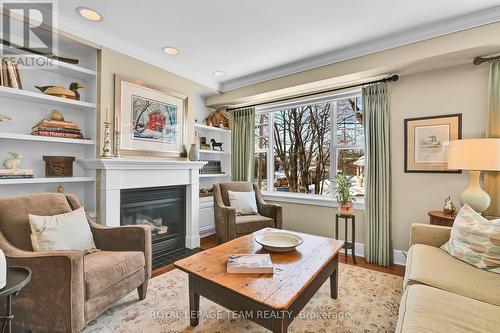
[210,139,223,151]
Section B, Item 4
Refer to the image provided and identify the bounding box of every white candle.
[106,106,110,123]
[115,113,119,132]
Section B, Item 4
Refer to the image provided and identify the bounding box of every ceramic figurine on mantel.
[443,196,456,215]
[101,106,114,158]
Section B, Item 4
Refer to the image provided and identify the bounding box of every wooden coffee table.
[174,228,343,333]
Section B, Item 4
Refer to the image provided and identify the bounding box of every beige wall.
[390,64,489,250]
[267,63,489,253]
[97,47,213,153]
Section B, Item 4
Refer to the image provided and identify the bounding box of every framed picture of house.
[404,114,462,173]
[114,75,187,157]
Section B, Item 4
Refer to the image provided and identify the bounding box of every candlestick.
[113,130,121,158]
[101,120,113,158]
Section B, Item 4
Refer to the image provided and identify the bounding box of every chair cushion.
[228,190,258,215]
[84,251,145,299]
[29,207,98,253]
[0,193,73,251]
[405,244,500,306]
[396,284,500,333]
[219,182,254,206]
[235,215,275,234]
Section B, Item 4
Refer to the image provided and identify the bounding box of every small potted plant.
[332,174,353,215]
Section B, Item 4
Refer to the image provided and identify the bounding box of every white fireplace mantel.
[78,158,207,249]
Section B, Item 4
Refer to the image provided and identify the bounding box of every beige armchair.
[0,193,151,333]
[213,182,283,243]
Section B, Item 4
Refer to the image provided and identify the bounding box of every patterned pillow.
[29,207,98,254]
[441,204,500,274]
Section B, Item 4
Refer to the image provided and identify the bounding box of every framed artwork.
[404,114,462,173]
[114,75,187,157]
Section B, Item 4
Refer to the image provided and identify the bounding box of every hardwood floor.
[152,234,405,278]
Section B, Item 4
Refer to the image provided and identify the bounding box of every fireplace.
[120,186,186,269]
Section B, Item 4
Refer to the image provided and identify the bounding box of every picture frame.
[404,113,462,173]
[114,75,187,158]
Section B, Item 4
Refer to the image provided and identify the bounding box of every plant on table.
[332,174,354,215]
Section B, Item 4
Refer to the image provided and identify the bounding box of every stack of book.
[200,160,223,174]
[0,59,22,89]
[0,169,33,180]
[31,119,85,139]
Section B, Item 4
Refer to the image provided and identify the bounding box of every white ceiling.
[57,0,500,92]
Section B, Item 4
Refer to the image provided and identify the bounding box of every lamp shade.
[447,138,500,171]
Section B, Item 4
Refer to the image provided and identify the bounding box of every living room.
[0,1,499,332]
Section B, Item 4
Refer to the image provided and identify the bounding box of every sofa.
[0,193,152,333]
[396,223,500,332]
[213,181,282,243]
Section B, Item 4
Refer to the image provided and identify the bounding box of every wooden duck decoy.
[35,82,84,100]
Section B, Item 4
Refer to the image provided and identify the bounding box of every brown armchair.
[213,181,282,243]
[0,193,151,333]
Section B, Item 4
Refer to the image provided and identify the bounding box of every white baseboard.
[341,242,407,266]
[199,225,215,238]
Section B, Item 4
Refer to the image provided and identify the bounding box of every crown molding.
[220,5,500,92]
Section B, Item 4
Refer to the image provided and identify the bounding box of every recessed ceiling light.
[213,71,225,77]
[162,47,179,56]
[76,7,102,22]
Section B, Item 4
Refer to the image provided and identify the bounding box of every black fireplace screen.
[120,186,186,269]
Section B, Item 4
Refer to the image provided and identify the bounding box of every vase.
[188,144,200,161]
[338,202,353,216]
[0,249,6,289]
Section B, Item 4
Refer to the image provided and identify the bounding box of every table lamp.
[447,138,500,213]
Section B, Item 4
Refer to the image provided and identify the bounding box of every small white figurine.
[3,152,22,169]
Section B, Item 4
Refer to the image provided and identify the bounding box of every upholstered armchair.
[213,182,283,243]
[0,193,151,333]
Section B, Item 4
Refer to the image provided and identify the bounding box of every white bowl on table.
[255,231,303,252]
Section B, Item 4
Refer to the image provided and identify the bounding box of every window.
[254,92,365,202]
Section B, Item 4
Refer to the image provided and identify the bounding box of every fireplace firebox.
[120,186,186,269]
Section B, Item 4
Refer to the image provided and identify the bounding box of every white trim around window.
[261,191,365,209]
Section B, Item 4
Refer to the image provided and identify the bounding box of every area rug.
[83,264,403,333]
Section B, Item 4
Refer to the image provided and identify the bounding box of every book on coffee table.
[227,254,274,273]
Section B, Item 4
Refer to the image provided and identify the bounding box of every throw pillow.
[29,207,98,254]
[228,190,258,215]
[441,204,500,274]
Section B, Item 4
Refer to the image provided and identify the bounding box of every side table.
[335,214,357,264]
[0,267,31,333]
[428,211,499,227]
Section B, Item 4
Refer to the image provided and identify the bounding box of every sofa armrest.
[409,223,451,248]
[0,233,85,333]
[88,220,152,279]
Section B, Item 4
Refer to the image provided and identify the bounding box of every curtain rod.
[226,74,399,111]
[473,55,500,65]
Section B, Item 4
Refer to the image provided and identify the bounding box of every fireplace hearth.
[120,186,186,269]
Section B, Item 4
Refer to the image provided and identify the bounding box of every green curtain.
[484,60,500,216]
[363,82,393,266]
[230,107,255,182]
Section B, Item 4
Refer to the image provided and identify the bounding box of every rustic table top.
[174,228,343,309]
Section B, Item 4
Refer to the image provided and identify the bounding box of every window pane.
[336,148,365,200]
[255,114,269,150]
[272,103,331,196]
[254,152,268,190]
[336,98,364,146]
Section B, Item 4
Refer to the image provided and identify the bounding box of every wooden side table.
[428,211,499,227]
[0,267,31,333]
[335,214,356,264]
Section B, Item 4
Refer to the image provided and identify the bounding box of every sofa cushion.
[235,215,275,234]
[405,244,500,306]
[441,204,500,274]
[84,251,145,299]
[396,284,500,333]
[228,190,258,215]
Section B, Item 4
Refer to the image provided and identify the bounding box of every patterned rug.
[83,264,403,333]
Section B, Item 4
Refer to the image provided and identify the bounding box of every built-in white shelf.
[5,45,97,80]
[0,86,96,110]
[0,176,95,185]
[199,149,231,155]
[194,123,231,133]
[199,173,230,178]
[0,132,95,145]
